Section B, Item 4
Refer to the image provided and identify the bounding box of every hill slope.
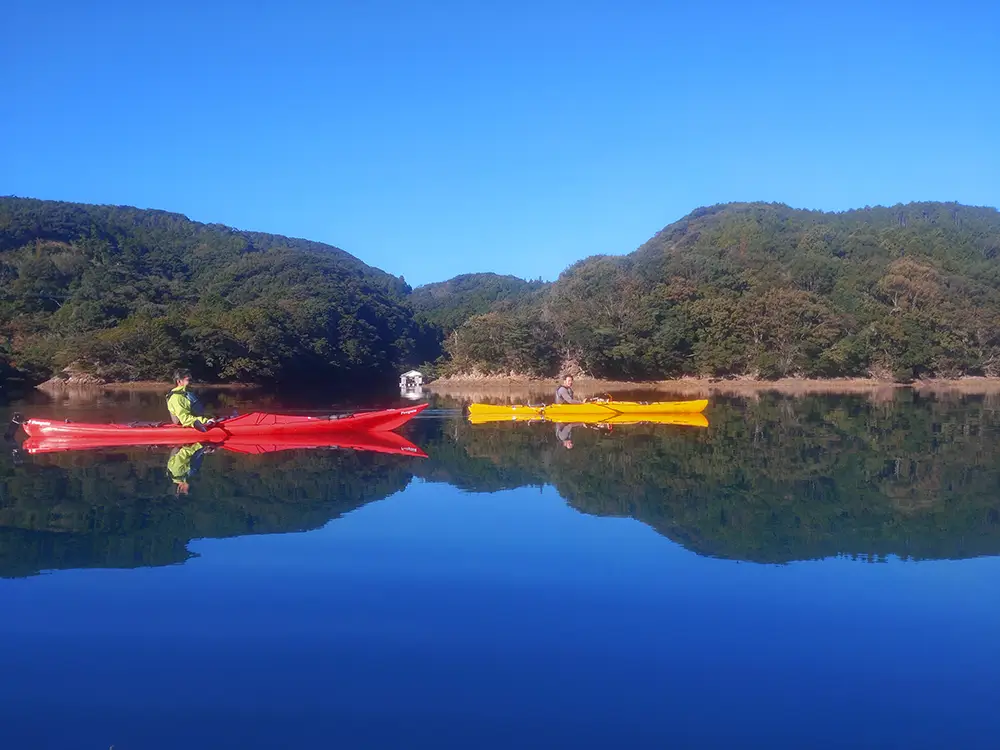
[0,197,437,384]
[446,201,1000,380]
[410,273,548,334]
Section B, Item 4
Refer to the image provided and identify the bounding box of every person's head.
[562,374,574,388]
[175,480,190,495]
[562,439,573,450]
[173,369,192,387]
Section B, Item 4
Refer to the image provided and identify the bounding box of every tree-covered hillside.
[5,198,1000,387]
[410,273,548,334]
[446,202,1000,381]
[0,198,439,385]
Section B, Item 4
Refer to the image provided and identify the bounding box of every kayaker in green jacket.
[167,370,216,432]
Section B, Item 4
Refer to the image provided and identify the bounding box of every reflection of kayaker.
[556,422,583,449]
[167,442,214,494]
[556,421,613,449]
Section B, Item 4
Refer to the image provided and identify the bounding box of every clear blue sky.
[2,0,997,286]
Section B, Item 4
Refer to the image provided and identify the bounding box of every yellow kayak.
[467,403,546,419]
[468,412,709,428]
[467,399,708,420]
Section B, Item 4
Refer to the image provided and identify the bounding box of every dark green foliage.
[442,202,1000,380]
[410,273,548,335]
[444,311,561,376]
[0,197,432,385]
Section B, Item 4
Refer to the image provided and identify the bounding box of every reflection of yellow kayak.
[598,412,708,427]
[468,412,709,428]
[467,399,708,420]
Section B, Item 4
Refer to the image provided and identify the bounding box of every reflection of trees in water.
[0,448,413,577]
[2,393,1000,575]
[416,393,1000,563]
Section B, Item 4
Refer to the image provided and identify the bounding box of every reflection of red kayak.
[21,403,428,442]
[21,429,428,458]
[220,431,427,458]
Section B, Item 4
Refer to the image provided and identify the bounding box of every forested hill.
[410,273,548,334]
[0,197,438,385]
[446,201,1000,381]
[4,197,1000,388]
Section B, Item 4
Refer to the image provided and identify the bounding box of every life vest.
[167,386,205,424]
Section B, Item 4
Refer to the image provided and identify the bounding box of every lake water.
[1,388,999,749]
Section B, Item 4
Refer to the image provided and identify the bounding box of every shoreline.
[33,374,1000,396]
[426,375,1000,396]
[36,378,259,392]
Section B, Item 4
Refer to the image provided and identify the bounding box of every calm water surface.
[1,388,999,749]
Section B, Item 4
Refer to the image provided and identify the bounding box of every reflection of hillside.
[0,527,193,577]
[0,448,413,577]
[414,394,1000,563]
[414,417,547,492]
[4,393,1000,573]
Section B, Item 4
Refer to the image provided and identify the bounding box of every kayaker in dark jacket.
[167,370,216,431]
[555,375,583,405]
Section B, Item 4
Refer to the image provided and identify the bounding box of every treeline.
[440,202,1000,381]
[0,198,439,385]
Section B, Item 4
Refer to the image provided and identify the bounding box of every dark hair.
[173,369,192,383]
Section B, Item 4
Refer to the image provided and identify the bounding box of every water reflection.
[166,442,211,495]
[439,392,1000,563]
[0,438,419,577]
[2,391,1000,576]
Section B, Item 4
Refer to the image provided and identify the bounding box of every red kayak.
[20,403,429,443]
[21,429,428,458]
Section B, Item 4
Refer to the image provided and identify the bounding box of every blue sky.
[2,0,997,286]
